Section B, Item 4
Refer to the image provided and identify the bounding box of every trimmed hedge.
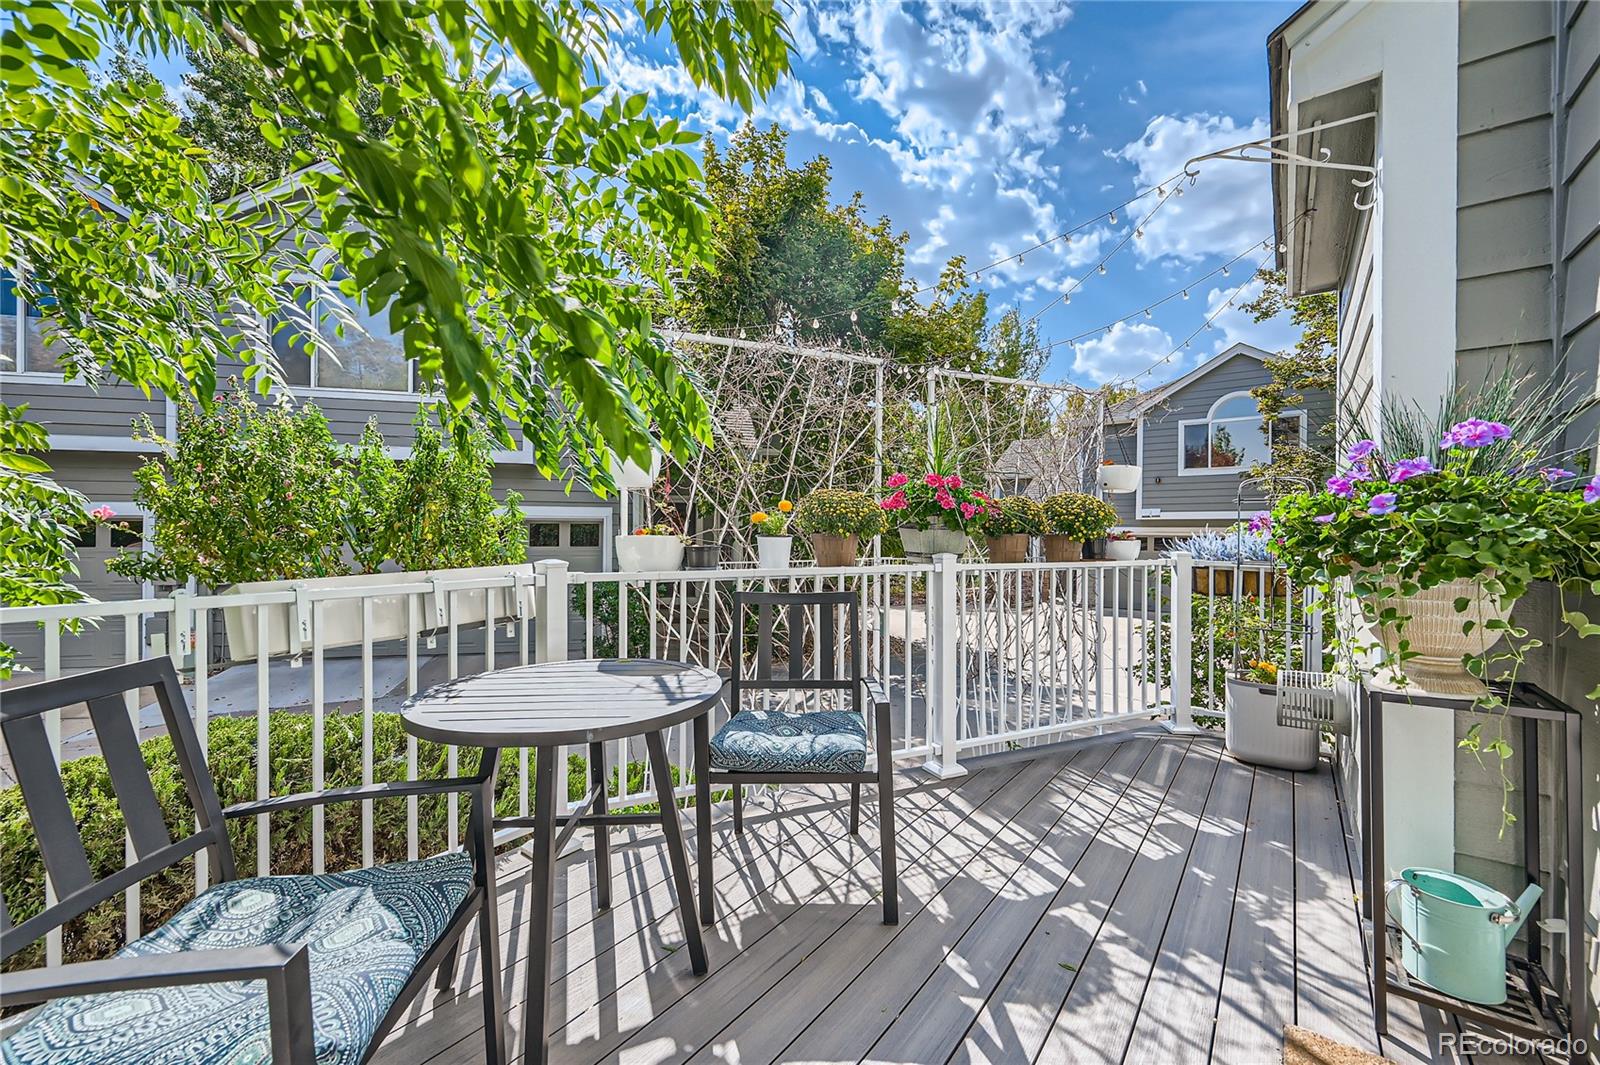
[0,711,672,971]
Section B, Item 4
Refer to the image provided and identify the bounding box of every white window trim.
[1176,391,1306,477]
[3,265,72,381]
[518,504,615,571]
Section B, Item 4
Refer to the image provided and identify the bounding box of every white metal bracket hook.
[1182,111,1379,212]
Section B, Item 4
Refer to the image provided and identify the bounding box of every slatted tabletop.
[399,658,723,747]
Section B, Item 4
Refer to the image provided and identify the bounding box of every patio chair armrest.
[862,676,893,745]
[223,776,486,818]
[861,676,891,712]
[0,944,314,1064]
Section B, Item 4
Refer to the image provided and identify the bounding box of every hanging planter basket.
[1098,464,1141,494]
[1363,577,1517,695]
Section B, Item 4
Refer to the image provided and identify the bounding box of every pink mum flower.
[880,491,907,510]
[960,502,978,519]
[924,473,945,488]
[946,473,963,489]
[935,488,957,510]
[885,472,909,489]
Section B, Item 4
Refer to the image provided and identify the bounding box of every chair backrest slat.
[0,658,234,963]
[86,694,174,859]
[732,590,861,710]
[5,713,95,900]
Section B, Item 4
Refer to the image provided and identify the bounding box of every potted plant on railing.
[880,471,986,560]
[750,500,795,569]
[616,523,687,572]
[1040,491,1117,561]
[109,396,528,660]
[1269,420,1600,699]
[981,495,1046,563]
[794,488,885,567]
[1104,530,1142,561]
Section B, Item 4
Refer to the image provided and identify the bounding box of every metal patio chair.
[693,589,898,925]
[0,657,508,1065]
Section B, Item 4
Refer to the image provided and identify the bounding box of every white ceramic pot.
[756,535,793,570]
[1098,464,1141,494]
[607,450,661,490]
[1104,538,1141,561]
[1364,577,1517,695]
[1225,678,1319,770]
[615,534,685,573]
[221,563,535,661]
[899,525,971,560]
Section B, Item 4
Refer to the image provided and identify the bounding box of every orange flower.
[751,511,769,525]
[777,499,793,513]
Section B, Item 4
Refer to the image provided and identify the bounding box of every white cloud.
[1070,321,1176,386]
[1113,113,1273,264]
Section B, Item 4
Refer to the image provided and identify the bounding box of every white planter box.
[756,536,793,569]
[1224,678,1318,770]
[1098,464,1141,493]
[1104,538,1141,561]
[222,563,535,661]
[616,534,685,572]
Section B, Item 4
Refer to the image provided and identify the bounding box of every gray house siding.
[1133,351,1331,523]
[1337,208,1378,445]
[1,377,167,444]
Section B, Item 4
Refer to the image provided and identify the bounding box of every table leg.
[589,741,611,910]
[523,744,558,1065]
[646,729,709,975]
[694,712,714,926]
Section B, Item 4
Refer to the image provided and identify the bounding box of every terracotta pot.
[1363,577,1517,694]
[985,534,1030,563]
[1042,535,1083,562]
[809,533,859,568]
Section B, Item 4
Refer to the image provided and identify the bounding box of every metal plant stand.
[1359,682,1587,1051]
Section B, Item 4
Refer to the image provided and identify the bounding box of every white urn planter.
[1098,464,1141,494]
[899,526,971,561]
[615,534,685,573]
[756,535,793,570]
[1224,678,1319,771]
[1364,577,1516,695]
[1104,538,1141,561]
[222,563,535,661]
[607,450,661,490]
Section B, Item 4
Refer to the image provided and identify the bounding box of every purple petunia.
[1439,418,1512,450]
[1388,457,1436,484]
[1350,461,1373,481]
[1346,439,1378,463]
[1326,475,1358,499]
[1247,511,1272,533]
[1585,475,1600,505]
[1537,467,1576,483]
[1313,514,1336,524]
[1368,492,1399,516]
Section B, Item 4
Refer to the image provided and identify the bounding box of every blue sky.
[600,0,1304,389]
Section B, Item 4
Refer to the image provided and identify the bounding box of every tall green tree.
[1240,267,1340,493]
[1,1,791,621]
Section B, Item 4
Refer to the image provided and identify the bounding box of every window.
[569,522,601,547]
[528,522,560,548]
[270,279,414,392]
[2,268,70,375]
[109,519,144,549]
[1179,392,1304,473]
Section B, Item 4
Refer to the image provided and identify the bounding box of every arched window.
[1178,391,1304,473]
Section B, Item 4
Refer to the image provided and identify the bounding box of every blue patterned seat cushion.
[2,852,474,1065]
[709,709,869,773]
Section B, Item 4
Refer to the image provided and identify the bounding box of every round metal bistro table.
[400,658,721,1065]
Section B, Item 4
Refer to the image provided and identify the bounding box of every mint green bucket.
[1385,867,1541,1005]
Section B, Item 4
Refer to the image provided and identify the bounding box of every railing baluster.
[123,616,140,943]
[312,600,326,875]
[256,603,270,877]
[406,594,419,862]
[193,603,210,894]
[362,596,375,868]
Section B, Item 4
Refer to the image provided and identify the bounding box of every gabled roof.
[1109,342,1272,422]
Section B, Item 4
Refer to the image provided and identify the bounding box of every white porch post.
[1169,551,1196,731]
[923,552,966,779]
[533,560,569,664]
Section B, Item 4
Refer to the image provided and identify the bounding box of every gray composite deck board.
[372,735,1540,1065]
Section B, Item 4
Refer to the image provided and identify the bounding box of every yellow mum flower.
[751,511,769,525]
[777,499,793,512]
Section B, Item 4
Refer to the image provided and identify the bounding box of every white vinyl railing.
[1,550,1339,967]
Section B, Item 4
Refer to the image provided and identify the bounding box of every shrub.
[981,495,1046,537]
[572,581,652,658]
[794,488,886,539]
[1042,492,1118,541]
[0,712,671,972]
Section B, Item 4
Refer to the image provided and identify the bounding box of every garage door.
[526,518,606,572]
[2,519,147,672]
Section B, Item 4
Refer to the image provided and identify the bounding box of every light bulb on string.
[1143,308,1152,318]
[1174,185,1184,197]
[850,310,858,323]
[1063,293,1071,305]
[1156,185,1165,197]
[1097,264,1107,275]
[1204,321,1214,330]
[1277,242,1288,253]
[811,318,820,329]
[1181,289,1190,300]
[1134,227,1144,239]
[1107,210,1117,224]
[1221,266,1230,277]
